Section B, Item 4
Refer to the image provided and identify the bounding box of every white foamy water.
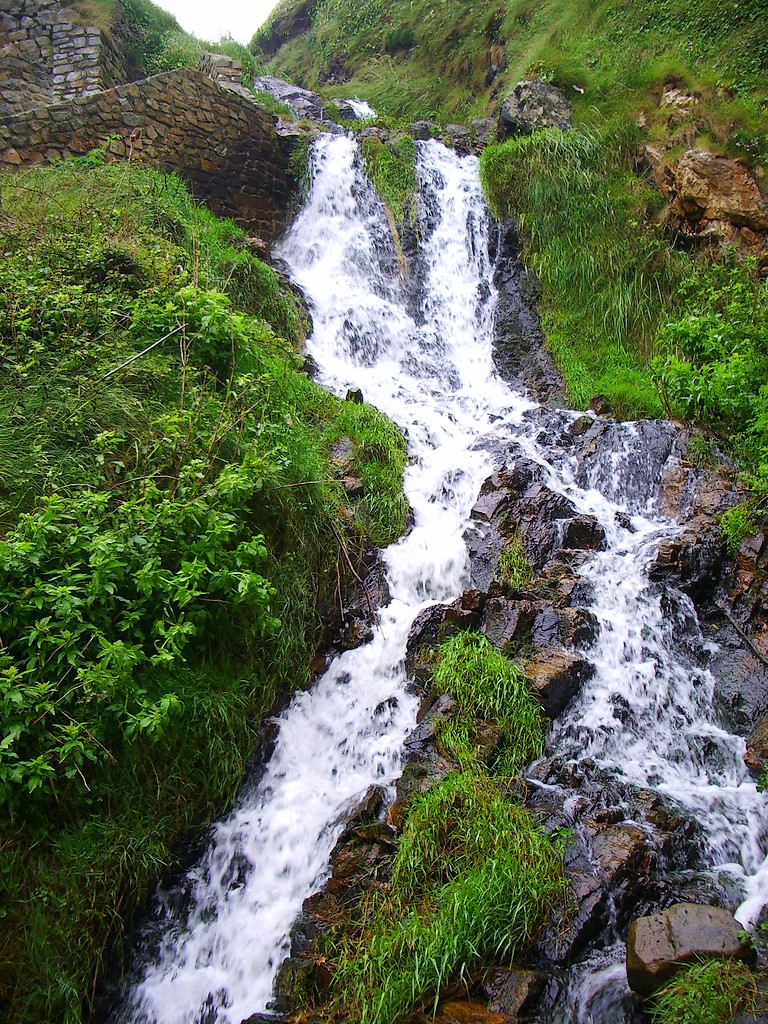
[112,135,768,1024]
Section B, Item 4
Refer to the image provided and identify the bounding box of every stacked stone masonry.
[0,67,297,238]
[0,0,130,117]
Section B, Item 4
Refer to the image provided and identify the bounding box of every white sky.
[157,1,282,45]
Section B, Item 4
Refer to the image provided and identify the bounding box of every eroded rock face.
[745,716,768,776]
[666,150,768,259]
[626,902,749,996]
[497,79,573,139]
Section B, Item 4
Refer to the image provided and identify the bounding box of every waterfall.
[110,134,768,1024]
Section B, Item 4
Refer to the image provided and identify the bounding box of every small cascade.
[109,134,768,1024]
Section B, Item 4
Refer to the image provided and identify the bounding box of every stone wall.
[0,67,297,238]
[0,0,130,116]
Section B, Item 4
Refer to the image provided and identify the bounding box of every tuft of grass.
[497,531,535,590]
[650,959,757,1024]
[360,134,417,230]
[433,631,543,775]
[328,771,566,1024]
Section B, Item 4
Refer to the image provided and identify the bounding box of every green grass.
[359,134,417,229]
[433,631,543,775]
[650,959,757,1024]
[256,0,767,137]
[481,125,678,417]
[327,772,565,1024]
[0,155,408,1024]
[497,532,535,590]
[308,629,560,1023]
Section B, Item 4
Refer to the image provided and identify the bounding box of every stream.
[109,134,768,1024]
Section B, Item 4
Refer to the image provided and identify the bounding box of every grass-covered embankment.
[0,152,407,1024]
[313,632,565,1023]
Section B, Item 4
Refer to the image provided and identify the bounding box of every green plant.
[650,959,757,1024]
[360,134,417,228]
[497,531,534,589]
[329,772,565,1023]
[433,631,543,774]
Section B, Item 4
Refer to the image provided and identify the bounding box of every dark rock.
[497,79,573,139]
[745,716,768,776]
[480,967,545,1016]
[413,120,440,140]
[252,75,325,120]
[331,98,358,120]
[489,222,562,403]
[339,617,374,650]
[345,386,364,403]
[273,955,331,1012]
[471,117,496,152]
[525,650,594,718]
[626,902,750,996]
[532,607,598,648]
[405,598,483,682]
[589,823,653,885]
[562,514,607,551]
[241,1015,283,1024]
[649,516,725,599]
[482,598,536,648]
[445,123,471,154]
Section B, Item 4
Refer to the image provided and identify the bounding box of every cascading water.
[110,134,768,1024]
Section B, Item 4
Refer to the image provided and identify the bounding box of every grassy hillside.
[254,0,767,134]
[256,0,768,522]
[0,151,407,1024]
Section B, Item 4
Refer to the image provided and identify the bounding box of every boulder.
[673,151,768,232]
[445,123,471,155]
[626,902,749,996]
[480,968,545,1016]
[252,75,325,120]
[414,120,441,141]
[471,118,496,151]
[525,650,593,718]
[497,79,573,139]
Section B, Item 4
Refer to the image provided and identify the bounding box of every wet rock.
[274,955,332,1012]
[346,386,364,403]
[405,597,484,683]
[445,124,471,154]
[626,902,749,996]
[331,98,359,120]
[414,120,440,141]
[497,79,573,139]
[431,999,510,1024]
[338,616,373,650]
[482,597,537,648]
[388,747,453,827]
[745,716,768,776]
[490,222,562,403]
[241,1014,283,1024]
[561,515,607,551]
[252,75,325,120]
[589,823,654,885]
[471,118,496,152]
[649,516,726,599]
[532,607,598,649]
[525,650,593,718]
[480,967,545,1016]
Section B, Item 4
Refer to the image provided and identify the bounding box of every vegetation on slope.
[0,152,407,1024]
[256,0,767,412]
[651,959,757,1024]
[315,632,565,1023]
[254,0,767,132]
